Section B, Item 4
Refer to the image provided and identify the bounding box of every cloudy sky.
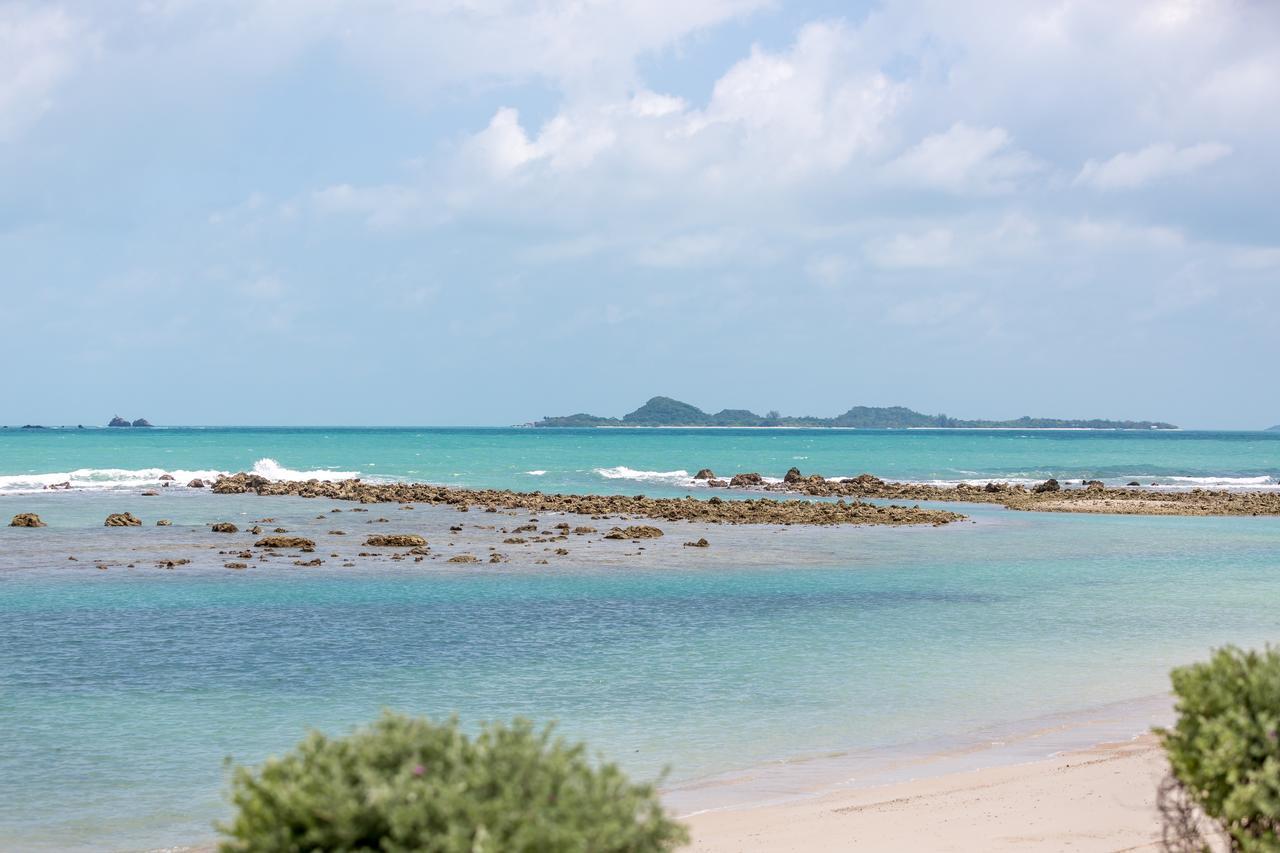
[2,0,1277,427]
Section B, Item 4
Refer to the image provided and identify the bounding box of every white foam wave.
[249,458,360,482]
[0,457,364,494]
[1168,475,1272,486]
[907,477,1047,488]
[1163,475,1279,491]
[905,475,1280,492]
[0,467,228,494]
[594,466,696,486]
[525,470,547,476]
[592,466,786,488]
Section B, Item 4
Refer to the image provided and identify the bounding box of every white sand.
[684,735,1192,852]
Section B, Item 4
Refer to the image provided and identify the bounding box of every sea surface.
[2,427,1279,851]
[2,425,1279,494]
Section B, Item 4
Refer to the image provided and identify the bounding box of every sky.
[1,0,1277,428]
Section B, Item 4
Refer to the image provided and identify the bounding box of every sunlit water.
[1,428,1278,850]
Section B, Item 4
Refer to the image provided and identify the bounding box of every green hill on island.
[533,396,1178,430]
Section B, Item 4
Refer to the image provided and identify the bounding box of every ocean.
[2,427,1279,851]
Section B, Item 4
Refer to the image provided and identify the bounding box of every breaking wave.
[248,458,361,482]
[0,457,363,494]
[592,467,786,487]
[588,466,1279,493]
[594,466,697,487]
[1165,475,1278,490]
[0,467,229,494]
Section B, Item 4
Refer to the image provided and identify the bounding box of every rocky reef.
[732,469,1280,516]
[209,473,963,527]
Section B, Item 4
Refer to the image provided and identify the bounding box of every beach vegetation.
[218,711,687,853]
[1159,646,1280,851]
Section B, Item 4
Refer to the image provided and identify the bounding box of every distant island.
[533,397,1178,430]
[1268,425,1280,432]
[108,415,153,427]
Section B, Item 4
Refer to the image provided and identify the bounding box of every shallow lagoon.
[3,489,1278,851]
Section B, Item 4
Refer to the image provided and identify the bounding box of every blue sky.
[2,0,1277,428]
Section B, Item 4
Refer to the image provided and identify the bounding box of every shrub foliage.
[1161,646,1280,851]
[219,713,688,852]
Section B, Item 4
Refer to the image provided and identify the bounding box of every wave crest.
[249,458,360,482]
[0,467,228,494]
[0,457,363,493]
[594,466,695,486]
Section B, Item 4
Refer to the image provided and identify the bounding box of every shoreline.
[164,695,1182,853]
[663,692,1176,817]
[684,733,1178,852]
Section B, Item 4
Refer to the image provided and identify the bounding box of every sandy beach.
[149,732,1209,853]
[685,735,1182,852]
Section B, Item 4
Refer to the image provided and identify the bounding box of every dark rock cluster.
[209,473,964,527]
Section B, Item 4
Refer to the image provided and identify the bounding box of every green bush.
[1160,646,1280,851]
[219,712,688,852]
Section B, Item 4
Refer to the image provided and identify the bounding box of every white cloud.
[867,228,957,270]
[634,231,740,268]
[455,21,902,198]
[884,123,1040,194]
[311,184,430,229]
[1075,142,1231,190]
[885,291,980,326]
[804,253,853,288]
[0,4,91,139]
[1064,218,1186,250]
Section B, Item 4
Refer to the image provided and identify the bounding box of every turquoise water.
[2,426,1279,493]
[2,429,1279,850]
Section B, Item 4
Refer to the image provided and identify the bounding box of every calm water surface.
[1,428,1278,850]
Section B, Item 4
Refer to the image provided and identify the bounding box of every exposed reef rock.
[684,538,710,547]
[208,472,963,527]
[729,473,764,487]
[104,513,142,527]
[211,522,239,533]
[722,470,1280,517]
[254,536,315,549]
[9,513,46,527]
[187,479,205,488]
[365,534,427,547]
[694,469,716,480]
[604,525,664,540]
